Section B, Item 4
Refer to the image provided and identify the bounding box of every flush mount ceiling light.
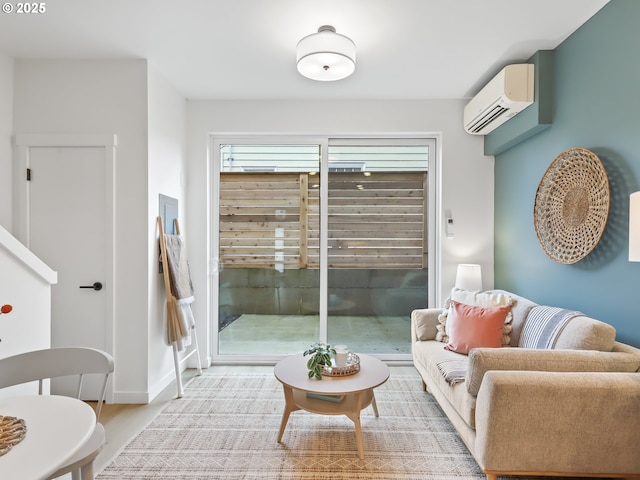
[296,25,356,81]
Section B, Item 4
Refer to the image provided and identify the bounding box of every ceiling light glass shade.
[296,25,356,81]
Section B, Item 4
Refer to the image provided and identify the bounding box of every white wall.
[147,65,188,397]
[186,99,494,361]
[13,59,151,402]
[0,225,56,398]
[0,52,13,229]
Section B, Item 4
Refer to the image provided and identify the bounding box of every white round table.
[274,353,390,459]
[0,395,96,479]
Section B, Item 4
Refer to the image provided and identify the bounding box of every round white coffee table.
[274,353,389,459]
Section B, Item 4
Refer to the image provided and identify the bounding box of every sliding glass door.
[326,141,429,357]
[212,137,433,362]
[214,142,322,358]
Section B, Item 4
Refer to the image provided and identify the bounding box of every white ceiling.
[0,0,609,100]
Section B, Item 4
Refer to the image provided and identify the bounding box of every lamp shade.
[296,25,356,81]
[455,264,482,291]
[629,192,640,261]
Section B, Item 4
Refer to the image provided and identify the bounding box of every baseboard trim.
[111,357,195,404]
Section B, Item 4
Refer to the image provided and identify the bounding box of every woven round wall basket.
[533,147,610,264]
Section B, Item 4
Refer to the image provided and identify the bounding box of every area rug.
[97,369,488,479]
[96,370,606,480]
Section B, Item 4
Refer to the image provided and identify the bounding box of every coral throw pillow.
[444,300,511,355]
[436,288,515,346]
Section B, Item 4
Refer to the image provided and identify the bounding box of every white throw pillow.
[436,288,515,346]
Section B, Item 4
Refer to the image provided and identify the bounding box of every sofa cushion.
[554,315,616,351]
[412,340,477,429]
[518,306,616,351]
[436,289,515,347]
[612,341,640,367]
[411,308,441,341]
[465,347,640,396]
[444,301,511,355]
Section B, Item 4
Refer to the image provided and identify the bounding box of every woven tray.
[534,147,610,264]
[322,353,360,377]
[0,415,27,457]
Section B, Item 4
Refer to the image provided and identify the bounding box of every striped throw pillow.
[518,306,582,349]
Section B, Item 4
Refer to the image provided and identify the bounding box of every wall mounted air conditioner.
[463,64,534,135]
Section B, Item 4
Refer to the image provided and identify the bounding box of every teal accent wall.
[494,0,640,347]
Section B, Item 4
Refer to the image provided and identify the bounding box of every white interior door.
[28,146,107,352]
[14,134,116,401]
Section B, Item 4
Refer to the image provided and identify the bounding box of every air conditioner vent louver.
[467,106,509,134]
[464,64,534,135]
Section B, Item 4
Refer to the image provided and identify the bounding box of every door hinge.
[26,168,31,181]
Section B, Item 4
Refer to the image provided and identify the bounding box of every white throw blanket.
[165,296,195,351]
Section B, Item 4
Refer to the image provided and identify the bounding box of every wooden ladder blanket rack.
[157,216,202,397]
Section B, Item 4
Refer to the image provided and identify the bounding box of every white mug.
[334,345,349,366]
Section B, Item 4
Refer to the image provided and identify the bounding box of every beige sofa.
[411,289,640,480]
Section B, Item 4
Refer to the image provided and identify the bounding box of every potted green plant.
[303,343,336,380]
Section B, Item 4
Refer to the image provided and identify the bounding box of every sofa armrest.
[474,371,640,475]
[466,347,640,396]
[410,308,442,342]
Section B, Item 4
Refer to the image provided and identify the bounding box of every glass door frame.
[209,135,439,364]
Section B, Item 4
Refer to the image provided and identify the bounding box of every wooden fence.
[219,171,427,269]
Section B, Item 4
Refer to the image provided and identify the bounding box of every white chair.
[0,347,115,480]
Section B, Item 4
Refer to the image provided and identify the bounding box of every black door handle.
[79,282,103,291]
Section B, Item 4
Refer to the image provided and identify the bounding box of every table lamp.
[455,264,482,291]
